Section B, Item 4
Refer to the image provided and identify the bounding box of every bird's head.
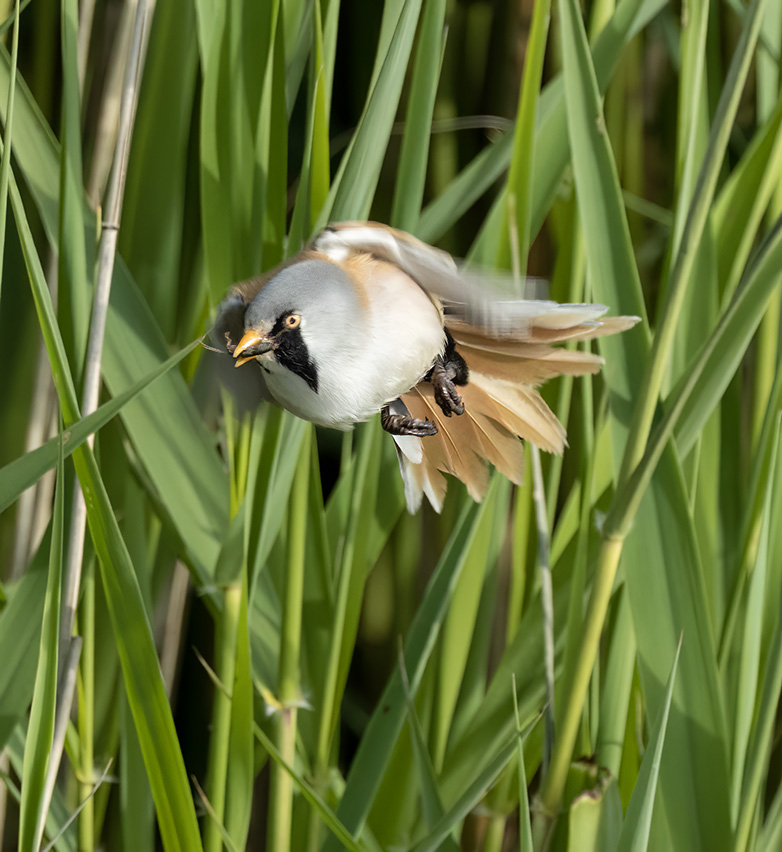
[231,259,364,392]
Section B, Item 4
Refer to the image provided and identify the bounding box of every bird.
[213,221,640,512]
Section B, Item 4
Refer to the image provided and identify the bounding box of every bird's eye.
[286,314,301,329]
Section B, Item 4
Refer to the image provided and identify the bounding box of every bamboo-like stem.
[8,0,101,575]
[60,0,153,663]
[482,815,507,852]
[268,427,311,852]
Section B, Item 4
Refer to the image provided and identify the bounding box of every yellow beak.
[233,329,274,367]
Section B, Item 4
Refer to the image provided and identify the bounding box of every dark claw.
[381,406,438,437]
[405,418,439,437]
[430,361,465,418]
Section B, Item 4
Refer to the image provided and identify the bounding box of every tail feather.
[452,335,605,385]
[459,389,525,486]
[392,436,447,513]
[400,374,557,506]
[405,386,491,502]
[395,313,640,511]
[448,313,639,346]
[468,375,566,453]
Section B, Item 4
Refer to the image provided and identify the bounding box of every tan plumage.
[215,222,640,512]
[398,323,619,512]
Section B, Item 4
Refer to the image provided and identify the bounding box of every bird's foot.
[430,360,465,417]
[381,405,438,437]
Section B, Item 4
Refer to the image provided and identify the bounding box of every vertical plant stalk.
[77,562,95,850]
[55,0,152,842]
[60,0,153,660]
[310,419,378,850]
[39,637,83,842]
[267,427,311,852]
[11,0,93,581]
[535,536,623,847]
[530,445,555,771]
[203,582,242,852]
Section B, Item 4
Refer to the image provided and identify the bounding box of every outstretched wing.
[310,221,635,338]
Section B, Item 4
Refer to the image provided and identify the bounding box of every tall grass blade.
[57,0,91,382]
[496,0,551,271]
[0,0,18,305]
[390,0,446,231]
[398,651,450,837]
[616,637,682,852]
[223,572,253,850]
[431,477,507,770]
[11,159,202,852]
[410,722,536,852]
[0,551,48,751]
[318,0,422,224]
[735,418,782,852]
[18,433,63,852]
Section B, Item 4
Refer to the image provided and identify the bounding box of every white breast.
[257,260,445,429]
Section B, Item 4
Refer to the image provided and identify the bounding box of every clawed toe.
[431,364,465,417]
[381,405,438,437]
[408,418,438,437]
[434,382,464,417]
[428,333,469,417]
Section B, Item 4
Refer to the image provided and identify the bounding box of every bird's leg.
[381,402,438,437]
[428,330,469,417]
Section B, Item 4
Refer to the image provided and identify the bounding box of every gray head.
[233,259,365,391]
[245,260,360,330]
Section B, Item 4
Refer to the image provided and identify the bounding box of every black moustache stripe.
[275,328,319,393]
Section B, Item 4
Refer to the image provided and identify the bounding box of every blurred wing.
[311,221,637,337]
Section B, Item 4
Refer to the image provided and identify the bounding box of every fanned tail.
[395,310,641,512]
